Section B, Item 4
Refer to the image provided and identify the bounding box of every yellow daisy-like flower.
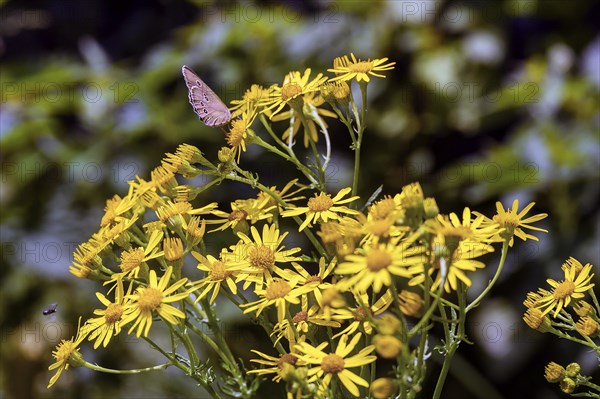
[535,259,595,317]
[284,258,337,305]
[272,301,341,346]
[336,237,426,293]
[47,318,89,388]
[189,252,244,304]
[113,230,164,280]
[207,197,276,234]
[265,69,329,117]
[254,178,306,220]
[233,224,302,290]
[272,90,337,148]
[433,208,503,244]
[281,187,360,231]
[413,238,494,293]
[247,350,304,382]
[295,332,376,397]
[69,240,102,278]
[86,278,135,349]
[478,199,548,247]
[332,291,392,339]
[226,111,258,162]
[328,53,396,83]
[241,278,314,323]
[121,266,190,337]
[230,83,275,117]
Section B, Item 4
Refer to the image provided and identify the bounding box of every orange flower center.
[120,247,144,272]
[265,280,292,300]
[138,287,163,312]
[228,210,248,222]
[370,197,396,219]
[281,83,302,101]
[277,353,298,368]
[104,303,124,324]
[249,245,275,270]
[293,311,308,323]
[353,306,370,321]
[553,280,575,300]
[305,275,323,284]
[367,248,392,271]
[321,354,345,374]
[210,261,232,281]
[308,193,333,212]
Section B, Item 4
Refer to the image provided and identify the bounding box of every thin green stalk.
[351,83,367,198]
[83,361,170,374]
[466,241,509,313]
[432,283,466,399]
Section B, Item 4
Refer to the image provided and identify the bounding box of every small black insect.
[43,303,58,315]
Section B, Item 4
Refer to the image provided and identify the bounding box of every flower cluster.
[523,257,599,396]
[48,54,557,399]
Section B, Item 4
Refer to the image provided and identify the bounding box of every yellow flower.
[247,350,304,382]
[230,84,275,117]
[545,362,565,383]
[69,241,102,278]
[575,316,599,337]
[398,290,424,317]
[281,187,360,231]
[272,90,337,147]
[100,191,138,228]
[254,178,306,219]
[232,224,302,290]
[328,53,396,83]
[433,208,502,244]
[207,197,276,234]
[226,112,257,162]
[272,302,341,346]
[121,266,190,337]
[480,199,548,246]
[47,318,89,388]
[535,260,595,317]
[241,278,313,323]
[284,258,337,304]
[114,230,163,279]
[265,69,328,117]
[409,235,495,293]
[332,291,392,339]
[295,333,376,397]
[86,278,135,349]
[373,334,403,359]
[370,377,397,399]
[336,237,426,293]
[189,252,243,304]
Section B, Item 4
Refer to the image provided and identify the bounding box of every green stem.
[432,280,467,399]
[257,115,320,188]
[83,361,170,374]
[466,241,509,313]
[579,380,600,392]
[351,82,368,198]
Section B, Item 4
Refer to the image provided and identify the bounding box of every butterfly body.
[182,65,231,127]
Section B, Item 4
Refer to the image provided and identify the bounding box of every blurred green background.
[1,0,599,398]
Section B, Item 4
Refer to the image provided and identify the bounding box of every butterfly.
[43,303,58,316]
[182,65,231,127]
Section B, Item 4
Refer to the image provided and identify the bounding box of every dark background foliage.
[1,1,598,398]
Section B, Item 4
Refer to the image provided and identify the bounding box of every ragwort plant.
[523,257,599,398]
[48,54,558,398]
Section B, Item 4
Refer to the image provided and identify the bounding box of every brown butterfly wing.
[182,65,231,127]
